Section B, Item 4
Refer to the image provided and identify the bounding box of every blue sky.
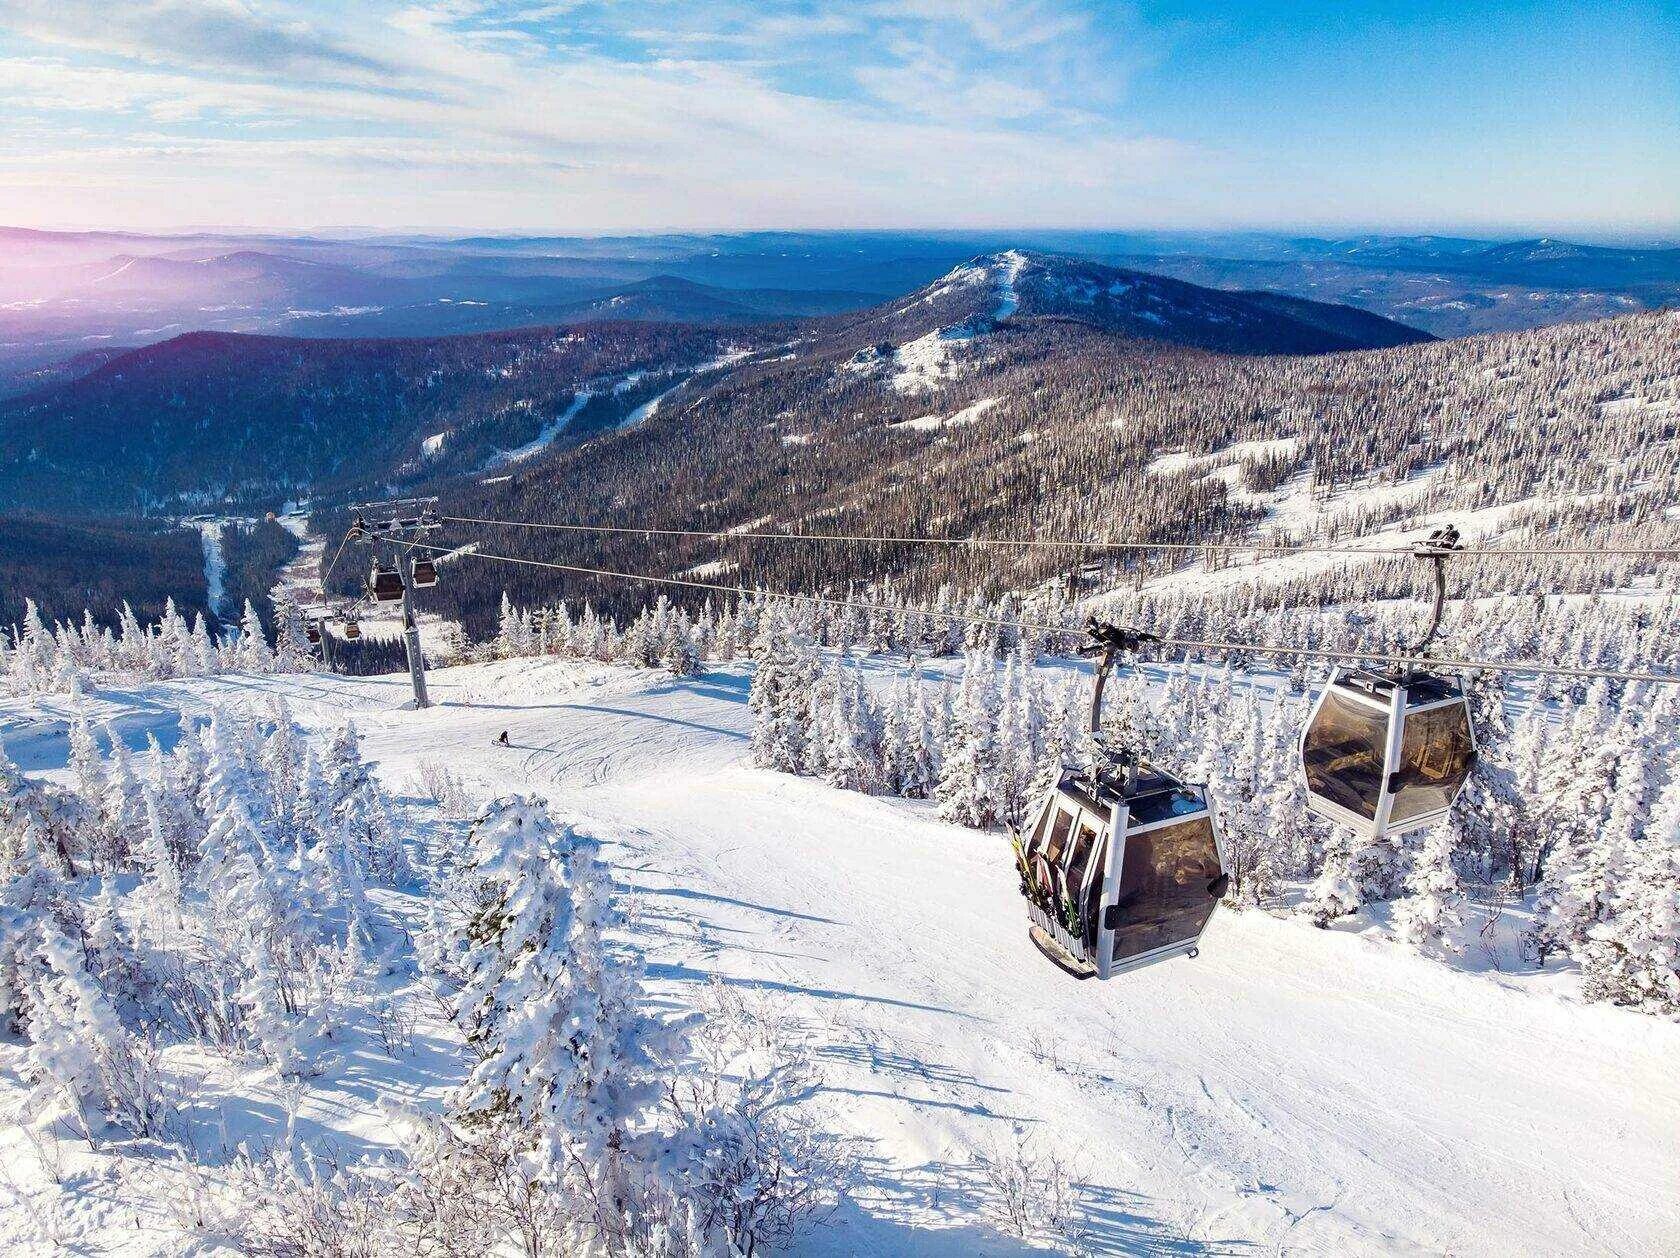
[0,0,1674,234]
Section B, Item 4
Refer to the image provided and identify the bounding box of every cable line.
[435,513,1680,560]
[367,532,1680,687]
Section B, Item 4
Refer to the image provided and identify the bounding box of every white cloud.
[0,0,1190,230]
[3,0,401,83]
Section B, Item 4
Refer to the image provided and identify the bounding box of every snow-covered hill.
[3,656,1675,1255]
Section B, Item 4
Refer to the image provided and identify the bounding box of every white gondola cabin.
[1017,762,1227,980]
[1300,668,1476,838]
[410,558,438,588]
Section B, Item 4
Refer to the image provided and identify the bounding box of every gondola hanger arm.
[1405,525,1462,659]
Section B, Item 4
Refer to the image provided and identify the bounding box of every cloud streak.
[0,0,1668,232]
[3,0,399,83]
[0,0,1187,229]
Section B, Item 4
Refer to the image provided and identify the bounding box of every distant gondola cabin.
[369,563,405,602]
[1300,668,1476,838]
[1018,764,1227,980]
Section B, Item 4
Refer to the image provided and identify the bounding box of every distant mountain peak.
[866,249,1432,357]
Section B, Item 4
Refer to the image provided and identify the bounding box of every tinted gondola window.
[1303,689,1390,820]
[1065,818,1100,892]
[1109,819,1223,964]
[1044,807,1074,864]
[1389,703,1475,825]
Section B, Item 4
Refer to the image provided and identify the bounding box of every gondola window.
[1302,689,1389,821]
[1389,703,1475,826]
[1110,818,1224,964]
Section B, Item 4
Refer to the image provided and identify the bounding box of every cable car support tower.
[352,498,440,710]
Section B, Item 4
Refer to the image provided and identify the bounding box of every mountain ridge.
[0,252,1431,515]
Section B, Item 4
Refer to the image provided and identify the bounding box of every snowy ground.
[3,657,1677,1255]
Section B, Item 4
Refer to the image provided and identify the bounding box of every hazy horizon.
[7,223,1678,247]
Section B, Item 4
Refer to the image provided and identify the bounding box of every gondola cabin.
[1300,668,1476,839]
[410,558,438,588]
[305,623,322,645]
[342,619,362,640]
[1017,764,1227,980]
[369,563,405,602]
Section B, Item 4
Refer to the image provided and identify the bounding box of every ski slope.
[6,657,1678,1255]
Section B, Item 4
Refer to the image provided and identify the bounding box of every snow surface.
[1145,438,1302,477]
[1124,490,1539,600]
[890,397,1000,433]
[620,348,753,431]
[3,657,1676,1255]
[891,328,978,395]
[483,390,590,468]
[993,250,1026,321]
[194,520,229,622]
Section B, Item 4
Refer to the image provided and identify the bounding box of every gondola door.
[1091,807,1126,980]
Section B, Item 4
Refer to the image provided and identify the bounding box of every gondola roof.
[1053,764,1206,827]
[1331,668,1461,707]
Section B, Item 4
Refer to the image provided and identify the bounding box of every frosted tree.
[19,599,53,688]
[453,796,679,1241]
[813,655,880,793]
[96,737,143,872]
[260,703,308,852]
[67,706,106,818]
[1528,705,1640,964]
[272,590,317,673]
[1392,821,1466,952]
[137,785,184,927]
[191,613,218,675]
[879,673,936,799]
[937,651,1002,829]
[662,623,702,678]
[234,599,274,673]
[993,652,1046,834]
[1576,776,1680,1015]
[0,746,84,879]
[19,923,165,1138]
[1305,826,1371,927]
[1211,690,1275,904]
[748,613,818,774]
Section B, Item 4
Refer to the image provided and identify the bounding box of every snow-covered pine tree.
[97,736,143,873]
[453,795,681,1242]
[1576,772,1680,1016]
[1392,821,1467,952]
[272,589,317,674]
[814,654,880,793]
[1305,826,1365,927]
[936,650,1002,829]
[748,612,819,774]
[322,722,406,886]
[234,599,274,673]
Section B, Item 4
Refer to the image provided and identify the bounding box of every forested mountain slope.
[0,322,759,513]
[420,301,1680,635]
[0,252,1422,518]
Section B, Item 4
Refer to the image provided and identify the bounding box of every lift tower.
[352,498,440,710]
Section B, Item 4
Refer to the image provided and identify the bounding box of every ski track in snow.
[620,381,684,430]
[993,249,1026,321]
[4,656,1675,1255]
[195,520,230,622]
[483,389,591,469]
